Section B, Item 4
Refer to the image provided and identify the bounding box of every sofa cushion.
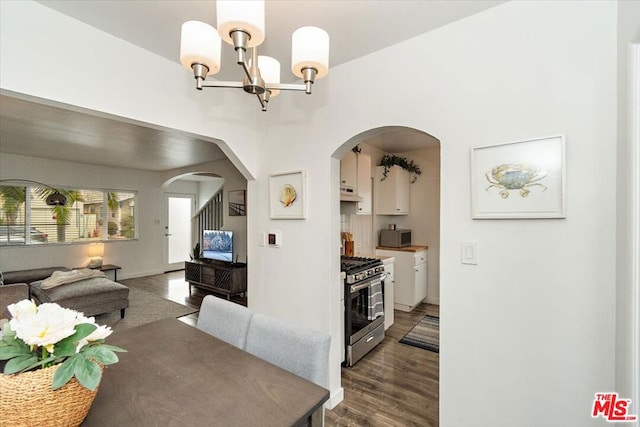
[2,267,70,285]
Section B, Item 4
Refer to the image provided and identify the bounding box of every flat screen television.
[202,230,233,262]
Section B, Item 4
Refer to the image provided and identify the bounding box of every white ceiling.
[0,95,228,171]
[1,1,504,171]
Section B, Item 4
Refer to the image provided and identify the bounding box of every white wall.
[250,1,618,424]
[0,1,628,425]
[616,0,640,416]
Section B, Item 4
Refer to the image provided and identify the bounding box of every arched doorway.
[336,126,441,303]
[329,125,442,424]
[162,173,224,272]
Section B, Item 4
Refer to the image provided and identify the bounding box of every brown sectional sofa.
[1,266,129,319]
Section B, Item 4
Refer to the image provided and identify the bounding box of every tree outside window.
[0,185,137,246]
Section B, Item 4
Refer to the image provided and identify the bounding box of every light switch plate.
[461,241,478,265]
[258,232,265,247]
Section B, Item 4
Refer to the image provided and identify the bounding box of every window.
[107,191,136,240]
[0,185,137,246]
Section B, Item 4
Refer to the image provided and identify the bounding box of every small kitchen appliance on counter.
[341,256,386,366]
[379,228,412,248]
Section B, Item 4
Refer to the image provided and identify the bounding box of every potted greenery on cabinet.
[379,155,422,183]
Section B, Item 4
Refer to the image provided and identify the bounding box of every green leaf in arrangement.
[69,323,98,342]
[81,346,120,365]
[98,344,127,353]
[74,357,102,391]
[0,342,31,360]
[53,356,79,390]
[4,354,38,374]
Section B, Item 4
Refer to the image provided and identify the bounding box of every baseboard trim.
[327,386,344,409]
[118,268,165,281]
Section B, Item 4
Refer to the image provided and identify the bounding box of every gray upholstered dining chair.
[196,295,254,349]
[245,313,331,389]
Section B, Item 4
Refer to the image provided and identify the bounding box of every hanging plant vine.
[379,154,422,183]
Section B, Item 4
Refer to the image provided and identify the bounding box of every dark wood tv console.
[185,260,247,300]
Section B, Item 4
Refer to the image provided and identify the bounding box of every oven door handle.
[350,273,386,293]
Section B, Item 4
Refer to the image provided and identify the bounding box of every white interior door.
[165,194,194,272]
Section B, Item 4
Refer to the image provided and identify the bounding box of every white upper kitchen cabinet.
[340,151,372,215]
[356,153,371,214]
[340,151,358,194]
[375,165,410,215]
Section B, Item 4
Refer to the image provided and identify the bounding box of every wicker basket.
[0,364,101,427]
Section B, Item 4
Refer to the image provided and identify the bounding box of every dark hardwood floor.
[125,271,439,427]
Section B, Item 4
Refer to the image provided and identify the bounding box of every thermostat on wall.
[268,231,282,248]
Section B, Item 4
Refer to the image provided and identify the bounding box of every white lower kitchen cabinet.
[376,247,428,312]
[381,257,395,330]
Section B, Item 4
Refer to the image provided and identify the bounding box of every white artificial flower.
[7,299,37,320]
[10,302,78,349]
[76,324,113,352]
[86,324,113,341]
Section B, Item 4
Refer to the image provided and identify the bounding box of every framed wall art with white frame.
[269,170,307,219]
[471,135,566,219]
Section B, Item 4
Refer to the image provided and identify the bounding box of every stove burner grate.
[341,256,383,274]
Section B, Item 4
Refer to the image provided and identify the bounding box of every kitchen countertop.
[376,245,429,253]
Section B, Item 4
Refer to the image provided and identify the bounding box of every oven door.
[347,274,385,345]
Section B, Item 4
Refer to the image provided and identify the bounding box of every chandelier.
[180,0,329,112]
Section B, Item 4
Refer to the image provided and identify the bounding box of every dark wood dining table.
[82,318,329,426]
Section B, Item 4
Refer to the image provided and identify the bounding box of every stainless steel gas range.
[341,256,386,366]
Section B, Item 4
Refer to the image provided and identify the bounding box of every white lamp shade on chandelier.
[180,21,222,76]
[179,0,329,111]
[256,55,280,97]
[291,26,329,79]
[216,0,265,48]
